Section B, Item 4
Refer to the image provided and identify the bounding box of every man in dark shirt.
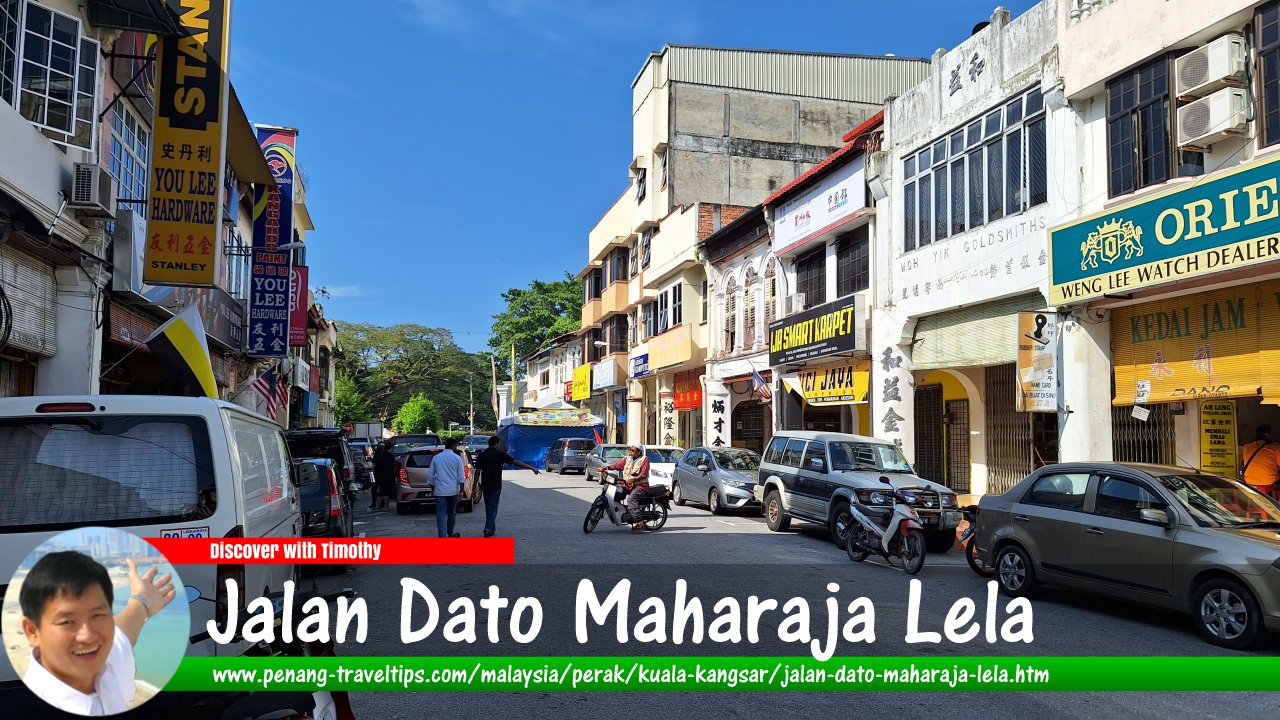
[474,436,540,537]
[372,442,398,511]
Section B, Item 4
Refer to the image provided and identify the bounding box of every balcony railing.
[1068,0,1114,24]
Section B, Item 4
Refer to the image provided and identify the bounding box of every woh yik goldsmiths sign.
[768,295,865,366]
[1049,153,1280,305]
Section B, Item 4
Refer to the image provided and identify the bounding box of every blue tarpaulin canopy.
[494,410,603,470]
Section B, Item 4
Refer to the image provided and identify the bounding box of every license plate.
[922,516,937,526]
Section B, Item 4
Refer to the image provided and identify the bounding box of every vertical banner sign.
[1016,311,1060,412]
[247,127,298,357]
[289,265,308,346]
[143,0,232,286]
[1199,400,1238,478]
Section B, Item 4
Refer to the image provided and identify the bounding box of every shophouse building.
[1047,0,1280,476]
[868,2,1071,497]
[579,45,930,449]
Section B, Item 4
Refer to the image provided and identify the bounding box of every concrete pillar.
[870,305,915,458]
[37,265,104,395]
[1059,311,1113,462]
[951,367,989,497]
[657,372,676,446]
[705,378,731,449]
[626,379,645,446]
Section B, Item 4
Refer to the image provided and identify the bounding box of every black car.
[285,427,361,494]
[296,458,353,572]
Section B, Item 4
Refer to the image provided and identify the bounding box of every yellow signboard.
[781,360,870,405]
[1111,279,1280,404]
[1199,400,1238,478]
[1016,312,1059,413]
[143,0,233,286]
[571,364,592,401]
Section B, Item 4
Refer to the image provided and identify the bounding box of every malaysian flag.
[252,363,290,421]
[751,369,772,402]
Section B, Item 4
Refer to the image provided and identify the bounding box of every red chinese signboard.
[289,265,308,346]
[563,381,574,402]
[673,370,704,411]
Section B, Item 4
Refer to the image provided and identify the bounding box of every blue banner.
[631,353,650,378]
[246,127,297,357]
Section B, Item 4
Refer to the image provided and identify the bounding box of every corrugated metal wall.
[665,46,930,104]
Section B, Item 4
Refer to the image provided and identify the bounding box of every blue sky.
[228,1,1038,353]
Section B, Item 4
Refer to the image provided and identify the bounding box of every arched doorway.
[732,400,766,454]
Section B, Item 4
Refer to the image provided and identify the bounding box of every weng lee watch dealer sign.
[768,295,865,366]
[1049,153,1280,306]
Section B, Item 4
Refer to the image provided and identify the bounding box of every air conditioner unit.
[1175,33,1245,98]
[1177,88,1248,148]
[785,293,806,315]
[292,360,311,387]
[69,163,117,218]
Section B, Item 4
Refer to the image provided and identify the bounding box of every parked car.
[975,461,1280,650]
[389,433,443,457]
[673,447,762,514]
[284,428,361,500]
[462,434,492,452]
[296,458,353,572]
[546,437,595,474]
[396,446,482,515]
[584,444,685,482]
[753,431,961,552]
[0,396,300,716]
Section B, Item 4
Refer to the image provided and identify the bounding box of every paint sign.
[1199,400,1238,478]
[1016,311,1059,412]
[142,0,233,286]
[246,127,298,357]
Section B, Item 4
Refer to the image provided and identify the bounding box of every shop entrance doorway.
[732,401,766,454]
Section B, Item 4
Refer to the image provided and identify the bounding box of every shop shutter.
[0,246,57,357]
[911,292,1046,370]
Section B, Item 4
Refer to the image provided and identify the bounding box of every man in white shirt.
[429,438,467,538]
[20,551,176,716]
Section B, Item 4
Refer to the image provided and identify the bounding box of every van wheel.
[829,500,852,548]
[1191,578,1267,650]
[396,502,409,515]
[764,490,790,532]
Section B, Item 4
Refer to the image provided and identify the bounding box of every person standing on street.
[429,438,467,537]
[1241,425,1280,496]
[474,436,541,538]
[372,441,398,511]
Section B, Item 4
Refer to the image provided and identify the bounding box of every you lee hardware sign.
[1049,153,1280,305]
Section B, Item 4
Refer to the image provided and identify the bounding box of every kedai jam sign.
[247,126,298,357]
[142,0,232,286]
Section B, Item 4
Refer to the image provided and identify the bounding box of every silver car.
[673,447,761,514]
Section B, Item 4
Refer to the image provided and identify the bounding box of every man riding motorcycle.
[603,443,650,531]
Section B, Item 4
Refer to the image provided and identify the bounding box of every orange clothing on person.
[1240,439,1280,491]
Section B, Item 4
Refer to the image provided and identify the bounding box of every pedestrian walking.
[473,436,540,538]
[373,441,398,511]
[428,438,467,537]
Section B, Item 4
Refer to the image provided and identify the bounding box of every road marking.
[716,519,736,526]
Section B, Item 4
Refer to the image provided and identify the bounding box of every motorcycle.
[187,584,358,720]
[960,504,995,577]
[583,468,671,532]
[838,476,928,575]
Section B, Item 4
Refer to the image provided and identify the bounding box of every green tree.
[489,273,581,375]
[392,393,441,434]
[333,371,370,425]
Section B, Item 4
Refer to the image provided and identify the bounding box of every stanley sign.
[768,295,865,366]
[143,0,232,286]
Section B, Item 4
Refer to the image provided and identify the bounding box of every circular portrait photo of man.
[2,527,189,716]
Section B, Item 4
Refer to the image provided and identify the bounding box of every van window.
[230,416,291,515]
[0,416,215,531]
[764,437,787,464]
[781,439,807,468]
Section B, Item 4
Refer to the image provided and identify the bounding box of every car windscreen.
[296,463,331,496]
[567,439,594,450]
[827,441,914,472]
[287,438,346,466]
[0,415,216,532]
[1156,473,1280,526]
[712,450,760,470]
[646,449,684,463]
[602,446,628,459]
[465,436,490,446]
[394,442,437,455]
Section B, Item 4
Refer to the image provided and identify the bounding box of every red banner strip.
[146,538,513,565]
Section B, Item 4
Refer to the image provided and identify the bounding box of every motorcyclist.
[604,443,650,531]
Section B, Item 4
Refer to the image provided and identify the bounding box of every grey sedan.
[672,447,762,514]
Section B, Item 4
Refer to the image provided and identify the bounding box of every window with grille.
[1263,2,1280,147]
[764,261,778,324]
[743,285,757,348]
[724,280,737,352]
[902,87,1046,253]
[835,228,869,297]
[1106,55,1202,197]
[9,2,98,149]
[795,248,826,309]
[110,103,150,203]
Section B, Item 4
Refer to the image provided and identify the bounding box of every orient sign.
[1049,153,1280,305]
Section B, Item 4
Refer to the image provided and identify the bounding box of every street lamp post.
[467,375,475,435]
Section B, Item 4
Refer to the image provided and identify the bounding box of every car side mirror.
[1139,507,1172,527]
[696,464,710,473]
[809,457,826,473]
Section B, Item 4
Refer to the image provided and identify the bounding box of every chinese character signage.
[772,156,866,256]
[1199,400,1238,478]
[247,127,297,358]
[1016,312,1059,413]
[142,0,233,286]
[768,294,864,366]
[673,370,704,410]
[289,265,308,347]
[1049,153,1280,305]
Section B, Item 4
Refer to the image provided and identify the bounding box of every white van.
[0,396,300,710]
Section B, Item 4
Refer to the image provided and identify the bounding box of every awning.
[87,0,180,34]
[226,86,274,186]
[779,359,870,406]
[912,292,1046,370]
